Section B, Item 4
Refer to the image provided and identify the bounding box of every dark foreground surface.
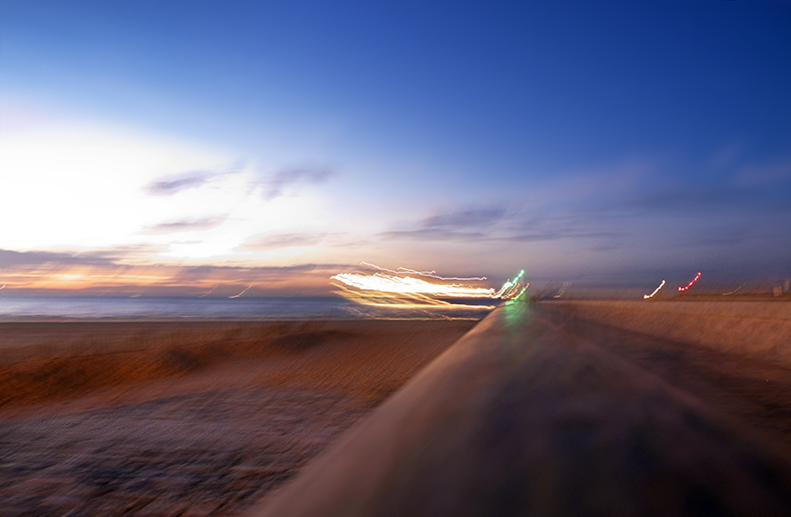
[4,307,791,516]
[257,303,791,517]
[0,319,477,516]
[544,309,791,448]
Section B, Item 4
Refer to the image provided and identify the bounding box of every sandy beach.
[0,318,478,516]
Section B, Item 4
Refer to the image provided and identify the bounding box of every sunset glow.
[0,1,789,297]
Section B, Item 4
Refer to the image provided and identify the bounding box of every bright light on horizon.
[644,280,666,299]
[679,272,702,292]
[331,263,528,310]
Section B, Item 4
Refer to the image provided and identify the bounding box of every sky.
[1,0,790,296]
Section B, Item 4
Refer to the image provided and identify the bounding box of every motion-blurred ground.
[3,308,791,516]
[0,319,477,516]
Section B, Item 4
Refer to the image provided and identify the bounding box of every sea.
[0,296,494,320]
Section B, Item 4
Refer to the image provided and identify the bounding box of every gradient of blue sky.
[1,0,790,293]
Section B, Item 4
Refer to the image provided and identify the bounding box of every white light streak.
[723,283,745,296]
[332,273,496,297]
[198,284,220,298]
[360,262,487,281]
[229,284,253,299]
[643,280,665,299]
[332,264,528,310]
[553,282,571,299]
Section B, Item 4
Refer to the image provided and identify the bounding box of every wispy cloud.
[379,206,506,241]
[0,248,110,267]
[143,163,244,196]
[263,167,336,200]
[420,207,506,229]
[143,171,214,196]
[236,232,326,251]
[0,245,166,268]
[379,228,487,241]
[379,204,625,243]
[143,216,228,234]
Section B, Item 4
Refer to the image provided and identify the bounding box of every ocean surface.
[0,296,494,320]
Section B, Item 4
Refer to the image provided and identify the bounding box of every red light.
[678,272,701,292]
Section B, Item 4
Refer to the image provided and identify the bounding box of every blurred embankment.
[542,300,791,368]
[254,302,791,517]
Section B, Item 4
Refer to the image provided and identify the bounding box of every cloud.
[503,230,622,243]
[379,228,487,241]
[236,232,326,251]
[0,245,166,268]
[378,206,507,241]
[379,204,625,243]
[264,167,336,200]
[142,171,214,196]
[0,248,105,267]
[0,249,358,295]
[420,207,506,229]
[143,162,246,196]
[143,216,228,234]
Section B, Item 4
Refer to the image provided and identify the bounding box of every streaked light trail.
[198,284,220,298]
[723,283,745,296]
[359,262,487,281]
[553,282,571,299]
[332,273,497,297]
[331,263,528,310]
[643,280,665,299]
[495,269,528,300]
[229,284,253,299]
[678,272,701,292]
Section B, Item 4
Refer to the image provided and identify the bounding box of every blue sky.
[1,0,790,295]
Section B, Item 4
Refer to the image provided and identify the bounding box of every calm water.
[0,296,493,320]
